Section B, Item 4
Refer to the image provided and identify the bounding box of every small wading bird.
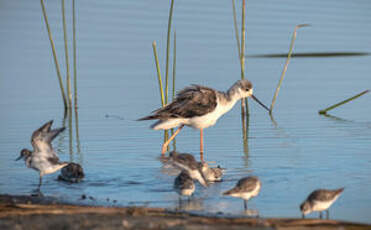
[201,163,225,183]
[138,79,269,161]
[174,171,195,202]
[300,188,344,219]
[58,162,85,183]
[16,120,68,192]
[167,151,208,187]
[223,176,261,211]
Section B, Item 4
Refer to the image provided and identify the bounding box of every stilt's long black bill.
[15,155,22,161]
[251,95,270,112]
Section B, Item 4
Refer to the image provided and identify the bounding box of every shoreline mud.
[0,194,369,230]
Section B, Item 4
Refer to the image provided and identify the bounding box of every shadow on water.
[321,113,353,123]
[249,52,370,58]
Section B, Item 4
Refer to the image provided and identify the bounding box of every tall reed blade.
[319,90,369,115]
[40,0,67,111]
[152,41,165,107]
[62,0,72,109]
[270,24,310,115]
[171,31,177,151]
[240,0,249,114]
[152,41,168,146]
[232,0,241,66]
[68,109,73,161]
[165,0,175,105]
[72,0,78,109]
[240,0,246,80]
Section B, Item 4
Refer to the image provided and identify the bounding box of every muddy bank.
[0,194,369,230]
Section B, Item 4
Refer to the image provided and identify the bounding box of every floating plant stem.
[40,0,67,111]
[73,0,78,109]
[270,24,310,115]
[319,90,369,115]
[62,0,72,109]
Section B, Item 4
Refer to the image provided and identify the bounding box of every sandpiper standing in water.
[223,176,261,210]
[300,188,344,219]
[167,151,208,187]
[138,79,269,161]
[16,120,68,192]
[174,171,195,202]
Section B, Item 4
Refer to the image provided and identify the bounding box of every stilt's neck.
[222,82,244,103]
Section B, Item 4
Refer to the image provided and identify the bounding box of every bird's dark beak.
[15,155,23,161]
[251,95,270,112]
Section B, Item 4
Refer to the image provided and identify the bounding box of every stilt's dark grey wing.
[147,85,218,119]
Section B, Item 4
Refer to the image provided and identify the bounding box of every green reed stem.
[62,0,72,109]
[152,41,165,107]
[232,0,241,65]
[40,0,67,111]
[319,90,369,115]
[152,41,168,146]
[240,0,246,80]
[165,0,175,105]
[172,31,177,102]
[68,108,73,161]
[171,31,177,151]
[240,0,249,114]
[270,24,310,115]
[72,0,78,109]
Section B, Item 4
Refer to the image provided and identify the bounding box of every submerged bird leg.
[326,210,329,220]
[244,200,248,210]
[161,125,184,155]
[200,128,204,162]
[38,176,43,189]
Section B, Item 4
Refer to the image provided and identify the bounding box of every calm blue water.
[1,0,371,223]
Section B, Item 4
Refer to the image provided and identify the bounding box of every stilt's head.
[16,149,32,161]
[300,201,312,216]
[232,79,254,99]
[231,80,270,111]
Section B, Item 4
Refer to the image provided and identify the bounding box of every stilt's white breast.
[188,97,237,129]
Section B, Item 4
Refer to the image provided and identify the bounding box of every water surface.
[0,0,371,223]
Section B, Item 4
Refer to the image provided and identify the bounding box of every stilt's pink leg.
[161,125,184,155]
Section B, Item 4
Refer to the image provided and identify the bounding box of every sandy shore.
[0,194,369,230]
